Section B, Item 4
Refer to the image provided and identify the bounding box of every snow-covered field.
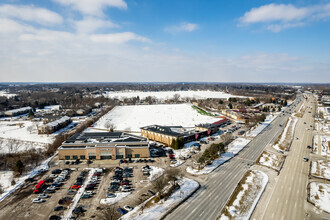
[103,90,245,101]
[220,170,268,220]
[309,182,330,213]
[258,151,284,171]
[187,138,251,175]
[89,104,219,132]
[273,115,298,151]
[0,120,55,153]
[121,178,199,220]
[311,160,330,180]
[0,90,16,98]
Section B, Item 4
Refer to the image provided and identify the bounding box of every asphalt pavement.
[165,96,303,220]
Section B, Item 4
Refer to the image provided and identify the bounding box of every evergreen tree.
[14,160,24,175]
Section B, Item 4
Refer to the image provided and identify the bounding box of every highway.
[260,94,314,220]
[165,95,303,220]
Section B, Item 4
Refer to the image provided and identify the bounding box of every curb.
[160,181,201,220]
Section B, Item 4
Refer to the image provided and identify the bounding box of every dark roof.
[140,125,184,137]
[212,118,229,125]
[65,132,147,143]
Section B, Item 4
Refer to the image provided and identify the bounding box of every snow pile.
[187,138,250,175]
[64,168,96,220]
[309,182,330,213]
[220,171,268,220]
[100,192,131,205]
[311,160,330,180]
[273,115,298,151]
[258,151,284,170]
[121,178,199,220]
[0,154,55,202]
[89,104,219,132]
[0,171,14,195]
[247,114,277,137]
[148,166,165,181]
[104,90,245,101]
[0,120,55,153]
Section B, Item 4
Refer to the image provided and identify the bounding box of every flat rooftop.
[65,132,148,144]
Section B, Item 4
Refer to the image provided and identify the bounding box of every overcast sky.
[0,0,329,83]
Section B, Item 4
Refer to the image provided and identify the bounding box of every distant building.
[58,132,149,160]
[4,107,32,117]
[38,116,71,134]
[141,120,230,146]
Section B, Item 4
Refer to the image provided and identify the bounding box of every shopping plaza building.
[58,132,149,160]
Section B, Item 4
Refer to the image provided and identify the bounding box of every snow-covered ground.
[320,135,330,157]
[0,90,16,98]
[0,120,55,153]
[187,138,250,175]
[88,104,219,132]
[273,115,298,151]
[309,182,330,213]
[246,114,277,137]
[258,151,284,171]
[100,192,131,205]
[220,170,268,220]
[121,178,199,220]
[103,90,245,101]
[311,160,330,180]
[0,154,55,202]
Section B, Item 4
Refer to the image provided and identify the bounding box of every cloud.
[165,22,199,33]
[19,30,75,42]
[0,18,27,33]
[53,0,127,16]
[0,4,63,25]
[90,32,151,43]
[239,3,330,32]
[74,17,119,34]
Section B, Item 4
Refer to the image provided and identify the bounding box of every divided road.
[261,94,314,220]
[165,96,303,220]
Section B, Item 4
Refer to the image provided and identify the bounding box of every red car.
[71,185,81,189]
[169,154,175,160]
[120,180,130,186]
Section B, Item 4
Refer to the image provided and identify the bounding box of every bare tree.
[221,133,233,145]
[166,168,181,186]
[173,93,181,103]
[152,175,167,194]
[98,204,121,220]
[104,121,116,132]
[27,125,34,134]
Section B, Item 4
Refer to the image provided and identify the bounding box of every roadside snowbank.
[0,154,55,202]
[148,166,165,181]
[247,114,277,137]
[121,178,199,220]
[258,151,284,171]
[220,171,268,219]
[187,138,250,175]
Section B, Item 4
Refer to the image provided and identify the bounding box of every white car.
[32,198,45,203]
[38,194,50,199]
[49,174,58,178]
[123,205,134,212]
[84,191,93,195]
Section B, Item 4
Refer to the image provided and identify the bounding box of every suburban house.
[58,132,149,160]
[38,116,71,134]
[4,107,32,117]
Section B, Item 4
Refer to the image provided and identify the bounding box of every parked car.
[52,169,62,174]
[38,194,50,199]
[54,206,66,211]
[73,206,85,214]
[67,190,77,195]
[106,193,116,198]
[49,174,58,178]
[44,189,55,194]
[49,215,61,220]
[71,185,81,189]
[81,194,92,199]
[303,157,309,162]
[117,208,128,215]
[32,198,45,203]
[123,205,134,212]
[121,186,131,192]
[307,145,312,149]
